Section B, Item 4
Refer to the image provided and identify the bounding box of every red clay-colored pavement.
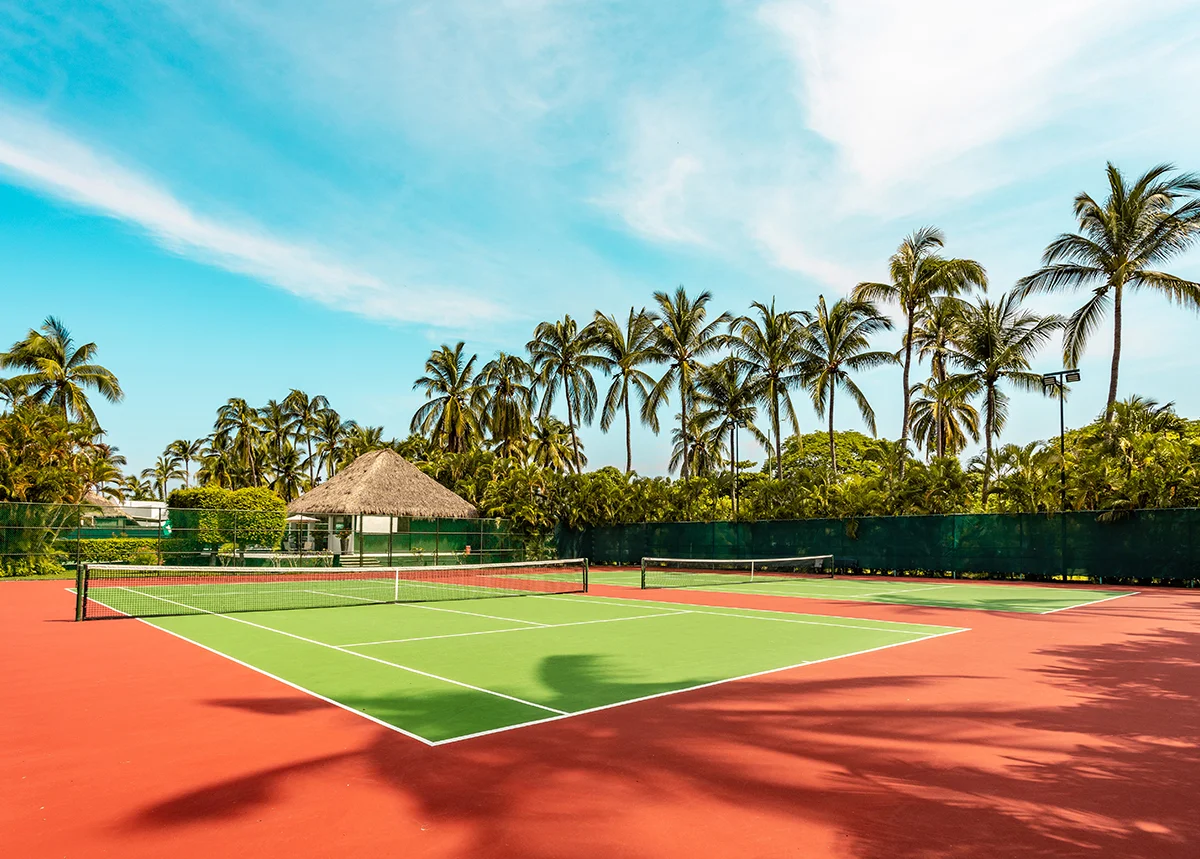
[3,579,1198,858]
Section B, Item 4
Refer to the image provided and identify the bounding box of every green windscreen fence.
[0,499,529,575]
[558,509,1200,583]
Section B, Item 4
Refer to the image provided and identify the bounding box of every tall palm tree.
[853,228,987,457]
[1016,163,1200,421]
[167,439,205,488]
[214,398,263,486]
[411,343,485,454]
[477,352,536,461]
[592,308,661,473]
[258,399,298,468]
[313,408,356,480]
[694,358,765,510]
[339,425,394,467]
[729,299,806,479]
[645,286,732,479]
[527,316,604,474]
[283,390,330,483]
[529,416,580,473]
[797,296,895,474]
[1,316,123,424]
[947,289,1064,503]
[141,453,185,502]
[268,442,306,501]
[910,296,971,458]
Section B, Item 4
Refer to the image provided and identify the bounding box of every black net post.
[583,559,589,592]
[74,563,88,621]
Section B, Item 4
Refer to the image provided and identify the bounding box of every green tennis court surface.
[128,593,963,744]
[583,569,1133,613]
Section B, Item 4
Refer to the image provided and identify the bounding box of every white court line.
[64,588,436,746]
[111,586,566,715]
[538,594,965,634]
[341,609,693,647]
[1039,590,1141,614]
[433,626,972,746]
[303,588,550,626]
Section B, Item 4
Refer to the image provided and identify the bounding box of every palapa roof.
[288,449,478,519]
[81,490,124,518]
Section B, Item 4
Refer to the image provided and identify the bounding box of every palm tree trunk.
[623,382,632,474]
[828,384,837,475]
[900,315,914,470]
[564,371,581,474]
[679,379,689,479]
[982,385,995,506]
[1106,282,1123,422]
[772,382,782,481]
[306,434,315,484]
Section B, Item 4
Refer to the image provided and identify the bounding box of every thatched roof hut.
[288,449,478,519]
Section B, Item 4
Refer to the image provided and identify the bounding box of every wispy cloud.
[0,108,502,327]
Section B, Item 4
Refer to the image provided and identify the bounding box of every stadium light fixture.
[1041,369,1081,523]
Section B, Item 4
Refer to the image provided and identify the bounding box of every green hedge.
[166,486,287,551]
[71,538,160,565]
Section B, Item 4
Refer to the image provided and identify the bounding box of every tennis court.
[74,561,964,744]
[586,563,1134,614]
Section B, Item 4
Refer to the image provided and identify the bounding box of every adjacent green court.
[135,592,963,744]
[583,568,1134,613]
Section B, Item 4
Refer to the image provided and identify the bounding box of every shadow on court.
[121,597,1200,859]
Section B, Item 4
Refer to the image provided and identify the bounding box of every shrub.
[71,537,160,565]
[166,485,287,551]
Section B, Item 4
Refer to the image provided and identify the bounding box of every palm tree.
[258,399,298,467]
[1016,163,1200,421]
[283,390,330,483]
[908,377,981,459]
[645,287,732,479]
[411,343,485,454]
[167,439,205,488]
[141,453,185,502]
[1,316,123,424]
[339,425,394,467]
[214,398,263,486]
[694,358,765,510]
[729,299,806,479]
[947,289,1064,503]
[268,442,306,501]
[477,352,536,461]
[797,296,895,474]
[313,408,356,480]
[668,409,724,478]
[592,308,661,473]
[529,416,580,473]
[910,296,972,458]
[118,473,157,501]
[527,316,604,474]
[853,228,987,457]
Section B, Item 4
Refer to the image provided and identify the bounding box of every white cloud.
[0,108,501,327]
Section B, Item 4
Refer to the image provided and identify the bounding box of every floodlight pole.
[1041,369,1079,513]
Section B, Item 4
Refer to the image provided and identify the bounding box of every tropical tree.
[117,473,156,502]
[339,425,395,466]
[529,416,580,473]
[477,352,536,460]
[947,290,1063,503]
[797,296,896,474]
[411,343,485,454]
[1,316,123,424]
[592,308,661,473]
[167,439,205,488]
[313,408,356,480]
[214,398,263,486]
[1017,163,1200,421]
[283,390,330,483]
[527,316,604,473]
[729,299,806,480]
[141,453,185,502]
[694,358,764,510]
[908,377,981,459]
[268,443,306,501]
[668,410,725,478]
[645,287,732,478]
[258,399,298,469]
[853,228,987,458]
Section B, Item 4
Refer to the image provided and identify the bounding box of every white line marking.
[341,610,693,647]
[66,589,437,746]
[112,586,566,715]
[539,594,965,633]
[1039,590,1140,614]
[432,626,972,746]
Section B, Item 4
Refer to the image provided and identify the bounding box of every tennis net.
[75,558,589,620]
[640,555,834,589]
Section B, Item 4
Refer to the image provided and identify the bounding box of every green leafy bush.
[71,537,160,565]
[165,485,286,552]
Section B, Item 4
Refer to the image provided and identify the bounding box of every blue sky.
[2,0,1199,477]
